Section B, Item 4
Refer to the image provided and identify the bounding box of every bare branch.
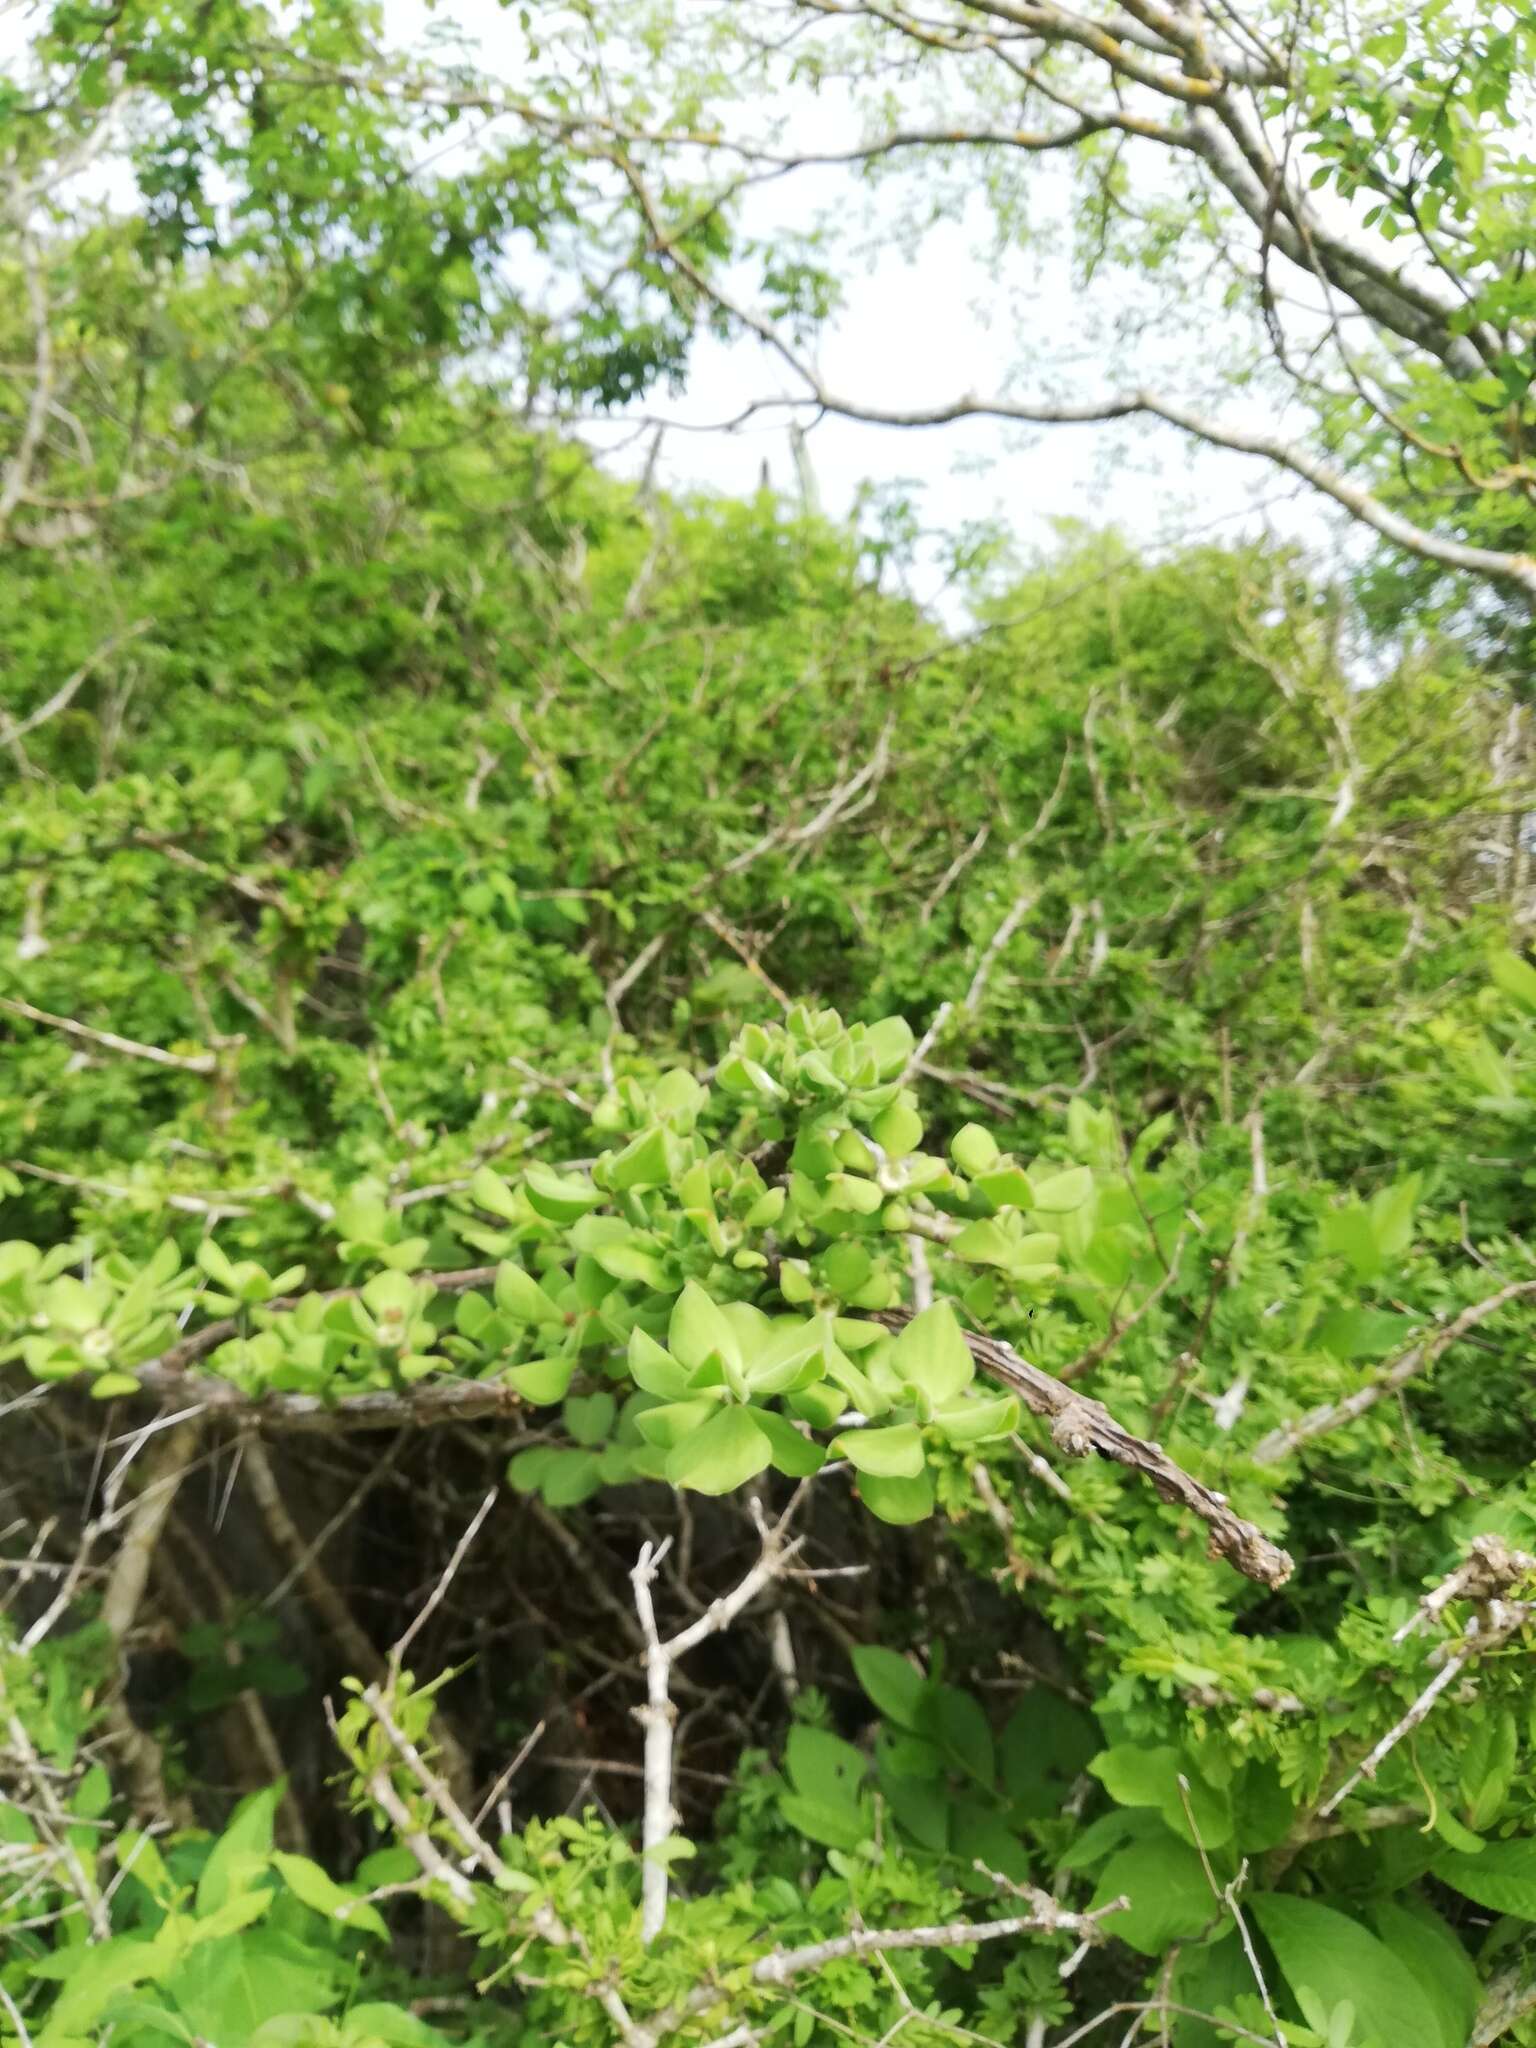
[874,1307,1293,1586]
[0,995,223,1075]
[1250,1279,1536,1465]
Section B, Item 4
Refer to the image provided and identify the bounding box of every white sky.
[1,0,1344,617]
[391,0,1339,615]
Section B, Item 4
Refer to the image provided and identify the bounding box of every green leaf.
[1088,1747,1232,1848]
[749,1404,827,1477]
[506,1356,575,1404]
[634,1396,725,1448]
[669,1280,742,1374]
[1028,1165,1093,1212]
[1089,1838,1218,1954]
[787,1725,868,1808]
[1251,1895,1443,2048]
[628,1327,691,1398]
[933,1392,1017,1443]
[524,1163,604,1223]
[852,1646,927,1730]
[494,1262,564,1326]
[666,1405,772,1493]
[890,1304,974,1401]
[918,1683,995,1785]
[160,1930,337,2042]
[197,1783,282,1912]
[871,1099,923,1156]
[859,1016,913,1076]
[1372,1899,1479,2048]
[743,1317,824,1394]
[1436,1837,1536,1919]
[469,1165,522,1220]
[830,1422,924,1477]
[951,1124,999,1174]
[1490,948,1536,1013]
[539,1449,604,1507]
[563,1391,615,1445]
[271,1852,388,1938]
[608,1125,672,1190]
[857,1468,935,1524]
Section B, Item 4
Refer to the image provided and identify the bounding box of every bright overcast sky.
[1,0,1343,616]
[378,0,1340,615]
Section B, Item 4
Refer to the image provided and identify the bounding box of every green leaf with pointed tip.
[628,1327,691,1399]
[495,1262,564,1326]
[949,1219,1018,1266]
[524,1163,605,1223]
[666,1405,772,1494]
[469,1165,523,1220]
[669,1280,742,1373]
[787,1379,844,1428]
[852,1646,927,1730]
[933,1393,1018,1443]
[608,1125,672,1191]
[540,1449,604,1507]
[634,1396,726,1448]
[750,1405,827,1477]
[271,1852,388,1938]
[831,1422,924,1478]
[744,1318,824,1394]
[892,1304,974,1401]
[591,1241,668,1289]
[821,1340,885,1417]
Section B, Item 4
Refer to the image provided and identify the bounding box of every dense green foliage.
[6,6,1536,2048]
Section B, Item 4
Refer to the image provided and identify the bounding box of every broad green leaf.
[628,1327,691,1398]
[197,1783,282,1912]
[857,1468,935,1524]
[749,1404,827,1477]
[1251,1896,1443,2048]
[787,1725,868,1809]
[1372,1900,1478,2048]
[1088,1747,1232,1848]
[31,1937,163,2040]
[634,1396,726,1449]
[951,1124,1000,1174]
[852,1646,927,1730]
[524,1163,604,1223]
[608,1125,671,1190]
[917,1683,995,1785]
[468,1166,521,1220]
[272,1852,388,1938]
[1490,947,1536,1013]
[564,1391,616,1445]
[1089,1838,1217,1954]
[1436,1837,1536,1919]
[494,1262,564,1326]
[890,1304,974,1401]
[666,1405,772,1493]
[669,1281,742,1374]
[933,1392,1017,1443]
[506,1356,575,1404]
[1028,1165,1093,1213]
[830,1422,924,1477]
